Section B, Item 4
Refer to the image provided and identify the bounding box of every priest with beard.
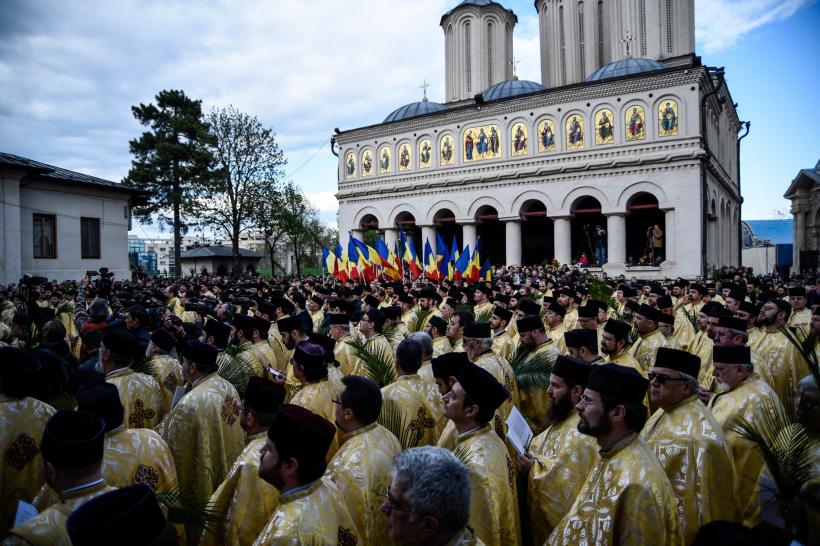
[547,364,682,546]
[516,356,596,546]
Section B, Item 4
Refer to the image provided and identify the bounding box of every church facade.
[334,0,743,279]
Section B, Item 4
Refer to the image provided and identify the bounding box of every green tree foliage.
[200,105,286,276]
[124,90,214,277]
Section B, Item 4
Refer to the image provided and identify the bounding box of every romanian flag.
[464,236,482,283]
[480,258,492,281]
[436,234,449,279]
[448,237,460,280]
[335,243,348,281]
[392,241,403,277]
[423,239,441,280]
[453,244,470,281]
[377,239,401,279]
[403,238,422,279]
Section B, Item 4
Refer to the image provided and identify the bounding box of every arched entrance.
[395,211,422,258]
[625,193,664,265]
[476,205,504,264]
[520,199,553,265]
[359,214,380,248]
[433,208,463,256]
[570,197,605,265]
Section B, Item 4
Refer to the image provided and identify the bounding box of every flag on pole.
[454,244,470,281]
[423,239,441,280]
[403,237,422,279]
[436,234,449,279]
[480,258,492,281]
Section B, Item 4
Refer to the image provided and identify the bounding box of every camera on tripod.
[87,268,115,297]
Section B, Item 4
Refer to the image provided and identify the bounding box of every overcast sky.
[1,0,817,238]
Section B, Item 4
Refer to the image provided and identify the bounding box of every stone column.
[420,225,437,252]
[663,208,676,265]
[460,221,477,253]
[384,228,398,250]
[350,229,364,243]
[1,175,21,285]
[793,203,806,272]
[503,218,521,266]
[605,213,626,265]
[552,216,572,266]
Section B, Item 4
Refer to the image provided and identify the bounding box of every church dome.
[586,58,667,82]
[384,98,447,123]
[480,79,546,102]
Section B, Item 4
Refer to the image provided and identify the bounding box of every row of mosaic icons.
[344,100,679,179]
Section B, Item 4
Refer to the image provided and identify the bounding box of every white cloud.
[695,0,812,53]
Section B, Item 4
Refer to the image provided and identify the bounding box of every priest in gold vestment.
[0,348,56,536]
[642,347,738,544]
[381,339,441,447]
[328,375,402,545]
[444,363,520,546]
[707,344,784,527]
[548,364,683,546]
[101,329,163,428]
[3,411,115,546]
[516,356,596,546]
[627,304,669,374]
[146,329,184,416]
[202,377,285,546]
[490,306,515,361]
[329,315,361,376]
[157,340,244,542]
[753,299,810,404]
[516,315,560,434]
[599,319,643,374]
[254,404,359,545]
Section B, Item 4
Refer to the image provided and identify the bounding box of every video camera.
[87,268,115,298]
[21,274,48,286]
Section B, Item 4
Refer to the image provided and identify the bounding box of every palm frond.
[508,345,556,392]
[316,323,329,337]
[408,308,433,333]
[606,299,626,322]
[731,397,813,502]
[217,354,254,396]
[345,337,397,387]
[474,307,493,323]
[382,322,401,346]
[587,278,613,305]
[155,480,226,531]
[223,344,243,359]
[378,399,421,449]
[678,306,698,331]
[778,325,820,387]
[48,392,78,411]
[131,355,157,380]
[452,442,471,466]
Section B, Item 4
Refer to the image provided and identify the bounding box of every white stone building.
[334,0,743,279]
[784,160,820,273]
[0,153,145,284]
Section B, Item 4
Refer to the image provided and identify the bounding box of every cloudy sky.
[1,0,817,238]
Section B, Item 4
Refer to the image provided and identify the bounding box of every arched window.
[559,6,566,84]
[638,0,647,56]
[447,25,455,100]
[597,1,604,66]
[465,22,472,93]
[578,2,586,79]
[487,22,494,85]
[665,0,673,53]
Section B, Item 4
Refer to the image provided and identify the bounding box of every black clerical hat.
[309,333,337,364]
[363,308,385,329]
[603,318,631,340]
[432,352,470,380]
[517,298,541,316]
[150,329,176,352]
[492,306,512,322]
[245,377,285,415]
[788,286,805,297]
[41,410,105,469]
[656,311,674,325]
[102,329,137,360]
[636,304,665,324]
[328,313,351,325]
[364,295,380,308]
[203,318,231,339]
[276,315,302,333]
[587,364,648,406]
[553,355,591,387]
[267,404,335,461]
[577,305,597,319]
[293,342,325,371]
[181,339,219,367]
[656,295,673,309]
[717,315,747,332]
[0,347,41,399]
[232,313,256,332]
[463,321,491,338]
[456,363,509,413]
[516,315,544,333]
[78,382,124,432]
[712,345,750,365]
[428,315,448,333]
[66,484,168,546]
[564,328,597,349]
[623,300,640,312]
[654,347,700,378]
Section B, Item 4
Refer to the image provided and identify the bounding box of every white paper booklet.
[505,406,533,455]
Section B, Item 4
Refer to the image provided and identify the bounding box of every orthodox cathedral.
[333,0,744,278]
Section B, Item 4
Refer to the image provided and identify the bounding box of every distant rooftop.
[0,152,145,196]
[180,245,264,259]
[744,219,793,245]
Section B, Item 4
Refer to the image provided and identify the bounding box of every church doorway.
[625,193,664,265]
[520,199,553,265]
[359,214,381,248]
[570,197,605,266]
[395,211,422,258]
[433,208,463,256]
[475,205,504,264]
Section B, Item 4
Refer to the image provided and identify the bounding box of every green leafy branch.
[345,337,396,387]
